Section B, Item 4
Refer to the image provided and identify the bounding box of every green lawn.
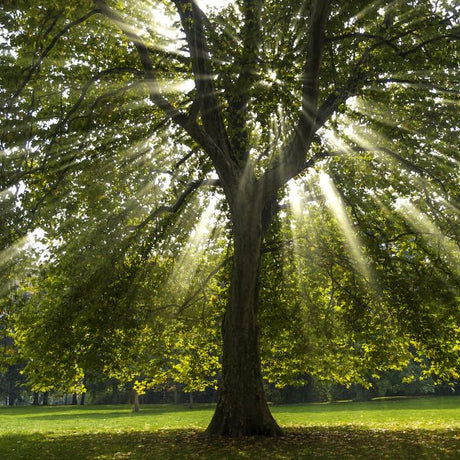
[0,396,458,459]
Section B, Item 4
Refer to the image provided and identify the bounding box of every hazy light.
[323,125,354,155]
[145,79,195,95]
[285,178,313,302]
[0,236,29,268]
[196,0,234,12]
[318,172,374,283]
[288,180,303,218]
[166,196,220,301]
[395,198,460,274]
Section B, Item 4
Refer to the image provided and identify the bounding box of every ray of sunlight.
[394,198,460,275]
[318,171,374,284]
[165,195,221,304]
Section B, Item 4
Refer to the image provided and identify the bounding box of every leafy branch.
[9,9,101,107]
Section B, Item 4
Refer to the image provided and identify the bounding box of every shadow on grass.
[1,427,458,460]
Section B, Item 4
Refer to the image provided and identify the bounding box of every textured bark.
[133,391,140,412]
[206,195,282,437]
[96,0,329,438]
[111,380,119,403]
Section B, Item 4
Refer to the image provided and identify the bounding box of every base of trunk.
[206,198,282,437]
[206,397,283,437]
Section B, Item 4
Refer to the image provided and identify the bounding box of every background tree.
[1,0,459,436]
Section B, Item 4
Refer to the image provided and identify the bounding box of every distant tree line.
[1,360,457,407]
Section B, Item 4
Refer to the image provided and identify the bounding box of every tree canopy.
[1,0,459,436]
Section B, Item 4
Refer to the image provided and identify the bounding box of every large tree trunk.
[206,195,282,436]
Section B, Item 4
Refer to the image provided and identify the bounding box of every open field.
[1,396,459,459]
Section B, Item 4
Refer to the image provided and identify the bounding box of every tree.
[1,0,459,436]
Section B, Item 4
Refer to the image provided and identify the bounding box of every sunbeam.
[322,125,355,156]
[196,0,234,12]
[165,196,221,305]
[0,236,29,269]
[285,178,315,294]
[145,78,195,96]
[318,171,374,284]
[287,180,304,219]
[350,97,417,134]
[394,198,460,275]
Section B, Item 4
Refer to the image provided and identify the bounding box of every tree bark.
[111,379,119,404]
[133,390,140,412]
[94,0,328,437]
[206,194,282,436]
[173,387,180,405]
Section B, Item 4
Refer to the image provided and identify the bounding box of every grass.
[0,396,458,459]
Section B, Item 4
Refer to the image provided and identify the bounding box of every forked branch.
[172,0,232,158]
[261,0,331,199]
[93,0,239,196]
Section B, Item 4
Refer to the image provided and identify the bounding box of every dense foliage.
[1,0,459,434]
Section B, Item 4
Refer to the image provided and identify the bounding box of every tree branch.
[172,0,232,157]
[261,0,331,199]
[315,27,459,132]
[133,178,221,233]
[176,257,228,315]
[93,0,239,200]
[92,1,189,125]
[225,0,263,163]
[369,78,460,95]
[9,9,101,106]
[399,33,460,58]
